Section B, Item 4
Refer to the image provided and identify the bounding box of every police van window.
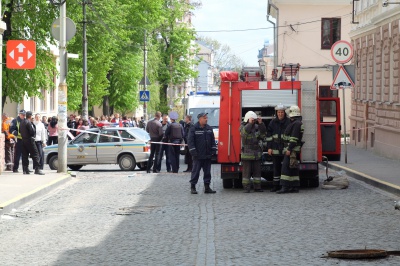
[320,100,337,122]
[119,130,135,142]
[99,130,120,143]
[73,130,98,144]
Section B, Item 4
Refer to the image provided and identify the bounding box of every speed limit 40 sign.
[331,40,353,64]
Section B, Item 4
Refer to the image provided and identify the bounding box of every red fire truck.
[218,66,341,189]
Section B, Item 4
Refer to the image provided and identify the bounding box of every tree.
[1,0,58,111]
[155,0,199,114]
[197,36,246,71]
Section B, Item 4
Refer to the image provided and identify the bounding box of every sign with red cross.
[6,40,36,69]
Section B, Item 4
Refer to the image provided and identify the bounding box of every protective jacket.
[266,117,290,155]
[10,117,23,140]
[239,122,266,160]
[283,117,304,153]
[188,122,216,159]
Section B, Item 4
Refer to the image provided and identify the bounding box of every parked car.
[44,127,150,171]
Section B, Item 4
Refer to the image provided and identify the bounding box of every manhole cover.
[328,249,388,259]
[115,206,159,215]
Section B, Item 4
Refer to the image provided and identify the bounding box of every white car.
[44,127,150,171]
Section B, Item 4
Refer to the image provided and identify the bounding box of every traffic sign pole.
[331,40,354,164]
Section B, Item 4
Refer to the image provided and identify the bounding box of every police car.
[44,127,150,171]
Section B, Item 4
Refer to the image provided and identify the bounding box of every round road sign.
[331,40,353,64]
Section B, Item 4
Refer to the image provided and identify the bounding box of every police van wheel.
[222,179,233,189]
[68,165,83,171]
[49,155,58,170]
[119,154,136,171]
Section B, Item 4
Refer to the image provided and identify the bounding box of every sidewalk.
[0,170,71,215]
[328,144,400,196]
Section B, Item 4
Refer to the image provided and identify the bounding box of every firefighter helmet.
[275,103,286,111]
[286,105,301,118]
[244,111,258,122]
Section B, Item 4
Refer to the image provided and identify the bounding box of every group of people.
[240,104,304,194]
[145,111,217,195]
[67,113,146,136]
[2,110,47,175]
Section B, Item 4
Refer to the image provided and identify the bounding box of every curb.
[0,174,71,215]
[329,162,400,197]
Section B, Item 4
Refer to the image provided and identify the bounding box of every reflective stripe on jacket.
[239,122,266,160]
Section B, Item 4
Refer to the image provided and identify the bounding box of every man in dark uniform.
[10,110,26,173]
[164,111,184,173]
[183,115,193,172]
[278,105,303,194]
[188,112,217,194]
[266,104,291,192]
[20,111,45,175]
[145,111,163,173]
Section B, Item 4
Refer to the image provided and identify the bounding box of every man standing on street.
[146,111,163,173]
[157,114,171,172]
[20,111,44,175]
[266,104,290,192]
[164,111,184,173]
[2,113,15,171]
[10,110,26,173]
[277,105,304,194]
[183,115,193,172]
[33,113,47,170]
[188,112,217,194]
[239,111,266,193]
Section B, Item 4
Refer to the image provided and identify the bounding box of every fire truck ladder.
[281,63,301,93]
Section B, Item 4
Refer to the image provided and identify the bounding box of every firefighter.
[239,111,266,193]
[266,104,291,192]
[277,105,303,194]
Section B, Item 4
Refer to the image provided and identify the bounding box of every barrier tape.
[59,127,187,146]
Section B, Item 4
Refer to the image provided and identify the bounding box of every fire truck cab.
[218,67,340,189]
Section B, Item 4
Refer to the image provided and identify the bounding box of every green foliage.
[2,0,58,108]
[1,0,201,117]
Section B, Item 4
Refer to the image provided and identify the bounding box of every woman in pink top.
[47,116,58,145]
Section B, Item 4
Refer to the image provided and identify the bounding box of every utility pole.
[82,0,89,120]
[58,1,68,173]
[0,1,7,174]
[143,30,147,121]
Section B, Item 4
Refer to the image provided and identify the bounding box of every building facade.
[350,0,400,159]
[269,0,352,129]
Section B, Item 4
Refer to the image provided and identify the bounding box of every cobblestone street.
[1,163,400,265]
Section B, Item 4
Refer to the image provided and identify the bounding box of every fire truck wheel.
[222,179,233,189]
[233,178,243,189]
[309,177,320,188]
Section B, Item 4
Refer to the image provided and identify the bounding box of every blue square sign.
[139,91,150,102]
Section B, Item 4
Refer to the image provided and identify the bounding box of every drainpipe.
[267,1,279,69]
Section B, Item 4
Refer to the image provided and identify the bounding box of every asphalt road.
[1,162,399,266]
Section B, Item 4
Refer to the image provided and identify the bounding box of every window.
[30,97,36,112]
[49,88,55,111]
[321,18,341,49]
[119,130,135,142]
[99,130,120,143]
[73,130,98,144]
[40,88,47,112]
[319,100,337,123]
[319,86,338,98]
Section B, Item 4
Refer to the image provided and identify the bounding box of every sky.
[191,0,274,66]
